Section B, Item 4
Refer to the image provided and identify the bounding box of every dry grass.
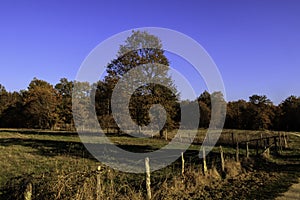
[0,129,300,199]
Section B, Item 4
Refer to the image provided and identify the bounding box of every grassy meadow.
[0,129,300,199]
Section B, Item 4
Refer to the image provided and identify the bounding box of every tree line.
[1,31,299,132]
[1,78,299,132]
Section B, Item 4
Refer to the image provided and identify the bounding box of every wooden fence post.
[220,146,225,173]
[279,132,282,152]
[236,142,239,162]
[265,147,270,158]
[165,130,168,141]
[246,142,249,158]
[202,147,208,176]
[145,157,151,200]
[96,166,102,200]
[283,132,288,149]
[262,145,270,158]
[181,152,185,176]
[24,182,32,200]
[207,132,210,145]
[231,132,235,147]
[274,136,278,153]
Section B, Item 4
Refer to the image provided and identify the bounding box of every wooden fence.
[238,132,288,157]
[20,131,290,200]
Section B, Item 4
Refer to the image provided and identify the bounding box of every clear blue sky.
[0,0,299,104]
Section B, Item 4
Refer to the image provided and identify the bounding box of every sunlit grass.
[0,129,299,199]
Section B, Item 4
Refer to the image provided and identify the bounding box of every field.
[0,129,300,199]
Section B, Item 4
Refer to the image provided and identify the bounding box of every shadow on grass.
[0,129,151,139]
[0,129,79,136]
[2,129,300,200]
[240,155,300,199]
[0,137,163,160]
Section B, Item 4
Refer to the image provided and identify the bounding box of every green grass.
[0,130,98,187]
[0,128,299,199]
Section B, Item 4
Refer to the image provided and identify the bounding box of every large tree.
[238,95,275,130]
[22,78,60,129]
[225,100,248,129]
[72,81,96,130]
[198,90,211,109]
[55,78,74,130]
[197,91,212,128]
[278,95,300,131]
[249,95,275,130]
[0,84,8,115]
[97,30,180,135]
[0,91,25,128]
[0,84,28,128]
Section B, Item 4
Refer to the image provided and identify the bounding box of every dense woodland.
[1,78,299,132]
[1,31,300,132]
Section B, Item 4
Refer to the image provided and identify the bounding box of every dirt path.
[276,178,300,200]
[276,133,300,199]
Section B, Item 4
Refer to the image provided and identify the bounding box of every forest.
[0,77,299,132]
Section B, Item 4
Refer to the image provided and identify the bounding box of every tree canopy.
[96,30,180,136]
